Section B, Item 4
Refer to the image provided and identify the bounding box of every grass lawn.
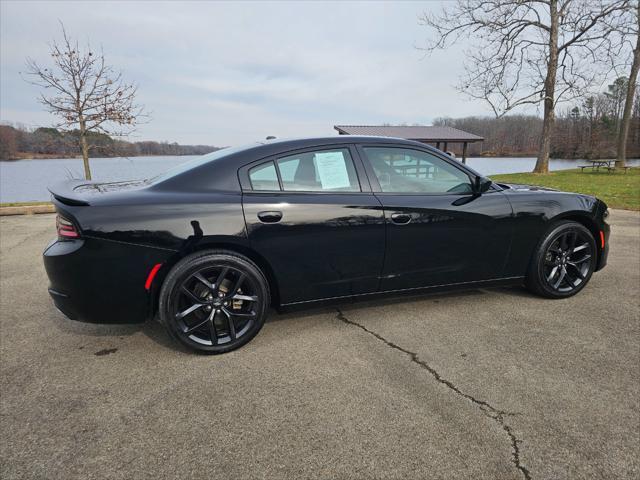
[492,168,640,211]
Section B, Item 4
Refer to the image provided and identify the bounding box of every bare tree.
[614,2,639,168]
[420,0,631,173]
[24,23,144,180]
[605,77,628,131]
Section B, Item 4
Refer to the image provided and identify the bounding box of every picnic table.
[579,160,614,173]
[578,160,633,173]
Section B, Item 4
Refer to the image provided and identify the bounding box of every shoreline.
[3,166,638,213]
[3,204,637,216]
[0,153,202,161]
[3,153,639,162]
[0,203,55,216]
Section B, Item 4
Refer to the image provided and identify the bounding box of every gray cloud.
[0,1,511,146]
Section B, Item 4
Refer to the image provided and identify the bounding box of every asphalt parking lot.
[1,211,638,480]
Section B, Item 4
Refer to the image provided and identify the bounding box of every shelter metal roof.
[334,125,484,142]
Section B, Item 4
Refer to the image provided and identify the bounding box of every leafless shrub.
[24,22,146,179]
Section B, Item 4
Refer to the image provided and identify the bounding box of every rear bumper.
[43,237,170,324]
[48,288,78,320]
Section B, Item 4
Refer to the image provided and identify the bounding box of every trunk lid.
[48,179,150,206]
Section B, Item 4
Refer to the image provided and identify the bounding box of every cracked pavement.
[335,309,531,480]
[1,210,639,479]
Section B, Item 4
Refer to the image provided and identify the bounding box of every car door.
[357,144,514,292]
[240,145,386,305]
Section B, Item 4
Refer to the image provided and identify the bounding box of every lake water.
[1,154,638,203]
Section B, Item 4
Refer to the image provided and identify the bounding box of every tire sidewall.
[159,251,269,354]
[530,221,597,299]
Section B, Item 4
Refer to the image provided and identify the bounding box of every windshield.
[149,144,258,184]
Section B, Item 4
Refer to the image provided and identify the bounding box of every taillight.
[56,214,80,239]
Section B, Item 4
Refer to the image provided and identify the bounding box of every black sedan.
[44,136,610,353]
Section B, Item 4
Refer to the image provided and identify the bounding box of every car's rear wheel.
[526,221,597,298]
[159,250,269,354]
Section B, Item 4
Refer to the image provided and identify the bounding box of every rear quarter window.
[249,162,280,191]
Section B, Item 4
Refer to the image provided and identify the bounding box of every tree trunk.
[78,117,92,180]
[616,5,640,168]
[533,0,559,174]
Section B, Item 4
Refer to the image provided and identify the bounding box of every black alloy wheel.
[526,221,597,298]
[159,251,269,353]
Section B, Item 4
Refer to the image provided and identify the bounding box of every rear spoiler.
[47,180,94,206]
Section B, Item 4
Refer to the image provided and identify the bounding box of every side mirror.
[474,176,492,194]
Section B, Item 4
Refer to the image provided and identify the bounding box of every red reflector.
[599,230,605,249]
[145,263,163,291]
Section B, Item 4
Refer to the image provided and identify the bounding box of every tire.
[158,250,270,354]
[525,221,597,299]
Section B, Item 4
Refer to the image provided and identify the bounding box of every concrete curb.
[0,204,55,216]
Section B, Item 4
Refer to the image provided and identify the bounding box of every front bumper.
[43,237,169,324]
[595,220,610,272]
[594,200,610,272]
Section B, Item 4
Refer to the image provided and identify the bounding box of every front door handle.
[390,213,412,225]
[257,211,283,223]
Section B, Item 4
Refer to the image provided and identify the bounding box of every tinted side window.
[363,147,472,194]
[249,162,280,191]
[275,148,360,192]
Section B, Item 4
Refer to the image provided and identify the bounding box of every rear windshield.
[149,144,257,184]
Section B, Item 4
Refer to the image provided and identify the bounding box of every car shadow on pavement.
[269,287,496,324]
[141,317,194,354]
[48,285,535,354]
[491,285,541,299]
[48,306,192,354]
[50,309,141,337]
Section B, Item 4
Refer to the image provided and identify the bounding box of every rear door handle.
[257,211,283,223]
[390,213,411,225]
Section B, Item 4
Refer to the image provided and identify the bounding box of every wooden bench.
[605,165,633,173]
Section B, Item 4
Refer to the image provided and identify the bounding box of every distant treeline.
[0,124,220,160]
[3,79,639,161]
[435,81,640,159]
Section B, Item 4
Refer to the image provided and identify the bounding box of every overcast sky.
[0,1,535,146]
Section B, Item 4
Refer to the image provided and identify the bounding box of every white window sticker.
[314,151,351,189]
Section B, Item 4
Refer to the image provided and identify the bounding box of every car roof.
[231,135,432,158]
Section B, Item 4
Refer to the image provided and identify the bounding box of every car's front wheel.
[526,221,597,299]
[159,250,270,354]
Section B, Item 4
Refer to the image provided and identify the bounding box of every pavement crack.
[3,229,48,251]
[336,308,532,480]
